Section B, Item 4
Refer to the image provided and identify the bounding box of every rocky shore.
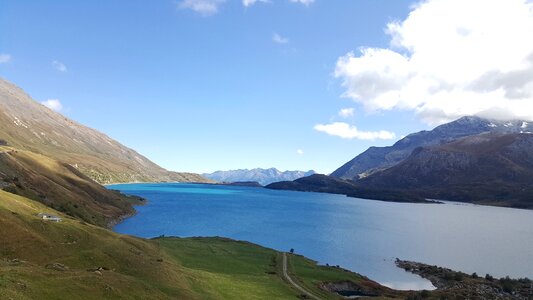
[396,259,532,299]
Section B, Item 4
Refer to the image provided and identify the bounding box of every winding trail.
[282,253,322,300]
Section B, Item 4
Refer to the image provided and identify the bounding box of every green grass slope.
[0,190,388,300]
[0,146,142,227]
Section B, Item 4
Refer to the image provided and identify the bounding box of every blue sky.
[2,0,532,173]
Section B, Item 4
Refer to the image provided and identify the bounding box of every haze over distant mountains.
[203,168,316,186]
[268,116,533,209]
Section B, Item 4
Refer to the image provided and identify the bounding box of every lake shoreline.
[108,182,533,290]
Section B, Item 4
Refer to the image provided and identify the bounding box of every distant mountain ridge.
[0,78,208,184]
[356,132,533,208]
[331,116,533,180]
[267,117,533,209]
[203,168,316,185]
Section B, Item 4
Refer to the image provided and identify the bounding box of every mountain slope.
[358,133,533,208]
[268,131,533,208]
[203,168,316,185]
[331,116,533,180]
[0,145,143,227]
[0,78,207,184]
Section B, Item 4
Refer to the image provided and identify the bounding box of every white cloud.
[335,0,533,125]
[52,60,67,72]
[314,122,396,140]
[41,99,63,112]
[178,0,225,16]
[243,0,269,7]
[296,149,304,155]
[339,108,355,118]
[272,33,289,44]
[289,0,314,6]
[0,54,11,64]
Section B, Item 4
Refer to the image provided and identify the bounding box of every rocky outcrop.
[396,259,533,299]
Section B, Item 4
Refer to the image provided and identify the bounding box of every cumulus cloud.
[0,54,11,64]
[272,33,289,44]
[296,149,304,155]
[339,108,355,118]
[41,99,63,112]
[178,0,225,16]
[335,0,533,124]
[314,122,396,140]
[289,0,314,6]
[243,0,269,7]
[52,60,67,72]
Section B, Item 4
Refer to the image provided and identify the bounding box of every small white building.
[37,213,62,222]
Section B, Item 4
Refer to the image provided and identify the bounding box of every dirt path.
[282,253,323,300]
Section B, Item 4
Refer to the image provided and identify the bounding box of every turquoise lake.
[110,183,533,290]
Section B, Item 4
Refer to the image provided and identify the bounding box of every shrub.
[500,276,514,293]
[3,185,17,194]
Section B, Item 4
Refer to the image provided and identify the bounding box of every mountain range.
[268,116,533,209]
[331,116,533,180]
[357,132,533,208]
[203,168,316,186]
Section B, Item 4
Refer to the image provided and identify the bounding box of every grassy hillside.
[0,190,393,300]
[0,146,142,227]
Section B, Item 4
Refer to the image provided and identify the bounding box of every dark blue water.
[110,183,533,290]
